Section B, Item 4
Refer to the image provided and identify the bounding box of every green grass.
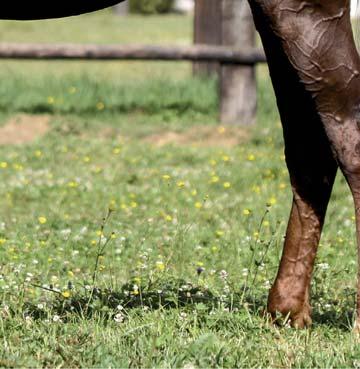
[0,10,360,369]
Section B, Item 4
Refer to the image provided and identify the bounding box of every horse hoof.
[267,300,312,329]
[291,312,312,329]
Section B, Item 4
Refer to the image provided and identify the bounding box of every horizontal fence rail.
[0,43,266,64]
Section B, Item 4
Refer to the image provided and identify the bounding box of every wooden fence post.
[193,0,222,77]
[220,0,257,125]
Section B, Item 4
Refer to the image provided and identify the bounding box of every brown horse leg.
[339,166,360,330]
[247,0,356,326]
[267,140,337,328]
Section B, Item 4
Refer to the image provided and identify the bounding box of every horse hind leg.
[248,0,339,327]
[249,0,360,329]
[268,148,337,328]
[267,114,337,328]
[329,117,360,331]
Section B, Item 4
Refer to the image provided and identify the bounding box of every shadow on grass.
[22,278,356,331]
[24,278,265,322]
[312,309,355,331]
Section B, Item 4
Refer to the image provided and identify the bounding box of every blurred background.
[0,0,273,130]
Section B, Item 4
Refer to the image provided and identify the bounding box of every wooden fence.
[0,42,266,125]
[0,0,265,125]
[0,43,265,63]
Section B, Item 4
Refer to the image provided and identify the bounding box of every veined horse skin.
[3,0,360,330]
[248,0,360,329]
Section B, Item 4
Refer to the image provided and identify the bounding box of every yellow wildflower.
[216,230,224,237]
[177,181,185,188]
[67,181,78,188]
[96,102,105,110]
[267,197,277,206]
[62,290,71,298]
[109,200,117,211]
[38,216,47,224]
[113,148,121,155]
[156,261,165,271]
[251,185,261,194]
[13,163,23,170]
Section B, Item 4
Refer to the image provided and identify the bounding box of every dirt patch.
[0,114,50,145]
[143,125,248,147]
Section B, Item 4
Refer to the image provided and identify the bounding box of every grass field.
[1,10,360,368]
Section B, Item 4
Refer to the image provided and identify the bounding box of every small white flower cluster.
[114,312,124,323]
[318,263,330,270]
[53,315,62,323]
[219,270,228,280]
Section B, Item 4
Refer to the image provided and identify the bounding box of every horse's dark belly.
[0,0,124,20]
